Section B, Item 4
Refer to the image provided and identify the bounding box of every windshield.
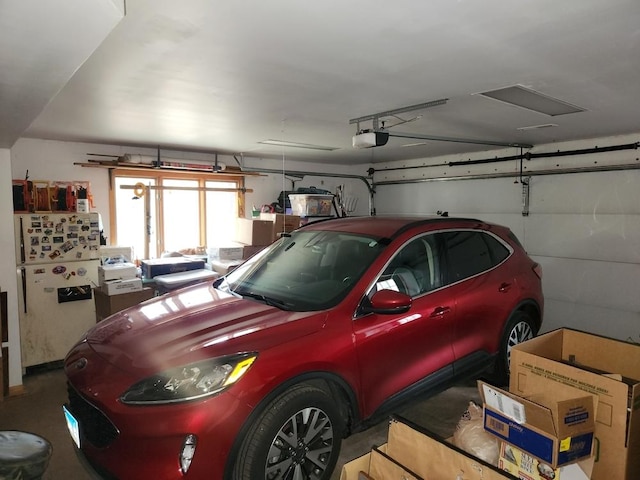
[216,230,385,311]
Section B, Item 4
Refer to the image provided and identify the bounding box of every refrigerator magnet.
[77,267,87,277]
[52,265,66,275]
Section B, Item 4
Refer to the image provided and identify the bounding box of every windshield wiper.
[238,291,291,310]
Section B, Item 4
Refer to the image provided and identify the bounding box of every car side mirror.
[361,289,412,315]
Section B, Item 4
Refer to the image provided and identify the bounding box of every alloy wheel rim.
[265,406,334,480]
[506,320,534,366]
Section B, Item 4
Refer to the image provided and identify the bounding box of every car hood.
[85,283,326,375]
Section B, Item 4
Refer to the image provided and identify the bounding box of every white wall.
[11,139,113,239]
[0,148,21,388]
[372,133,640,342]
[11,138,373,237]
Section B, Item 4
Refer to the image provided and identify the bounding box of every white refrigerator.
[14,212,101,369]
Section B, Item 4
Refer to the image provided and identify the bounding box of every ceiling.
[2,0,640,165]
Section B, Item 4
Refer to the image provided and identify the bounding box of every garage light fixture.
[258,139,338,151]
[517,123,559,131]
[476,85,586,116]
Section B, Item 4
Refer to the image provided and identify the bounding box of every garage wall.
[371,133,640,342]
[10,138,372,243]
[0,148,21,388]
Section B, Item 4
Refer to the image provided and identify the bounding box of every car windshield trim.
[234,289,293,311]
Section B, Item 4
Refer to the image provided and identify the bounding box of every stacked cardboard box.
[509,329,640,480]
[479,380,596,480]
[235,218,273,246]
[343,329,639,480]
[206,241,267,276]
[94,287,155,323]
[259,213,301,242]
[98,262,141,295]
[341,416,515,480]
[207,242,244,276]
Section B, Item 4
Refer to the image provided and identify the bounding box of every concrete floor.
[0,368,484,479]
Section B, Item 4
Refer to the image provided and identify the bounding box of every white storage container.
[288,194,334,217]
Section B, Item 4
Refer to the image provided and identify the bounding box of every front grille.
[67,383,119,448]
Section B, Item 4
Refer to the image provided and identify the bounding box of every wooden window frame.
[109,168,245,256]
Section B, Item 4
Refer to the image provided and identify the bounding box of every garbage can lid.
[0,431,52,465]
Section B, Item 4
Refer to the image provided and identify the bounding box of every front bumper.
[64,342,253,479]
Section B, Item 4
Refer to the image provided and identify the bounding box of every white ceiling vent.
[477,85,586,116]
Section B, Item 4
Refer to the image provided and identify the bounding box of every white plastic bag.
[452,401,500,466]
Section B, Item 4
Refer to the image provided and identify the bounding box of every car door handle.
[430,306,451,317]
[498,282,512,293]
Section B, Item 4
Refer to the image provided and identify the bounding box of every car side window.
[484,233,510,264]
[368,235,442,298]
[441,230,509,284]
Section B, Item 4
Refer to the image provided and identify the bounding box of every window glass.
[205,181,238,245]
[162,179,200,253]
[220,231,385,311]
[369,235,441,298]
[441,231,499,283]
[484,233,510,264]
[114,176,157,260]
[112,172,243,261]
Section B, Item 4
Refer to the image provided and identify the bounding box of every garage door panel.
[541,298,640,343]
[526,213,640,263]
[533,255,640,312]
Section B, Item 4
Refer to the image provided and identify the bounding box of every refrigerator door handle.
[20,267,27,313]
[19,216,25,264]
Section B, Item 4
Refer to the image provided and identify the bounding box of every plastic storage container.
[288,194,334,217]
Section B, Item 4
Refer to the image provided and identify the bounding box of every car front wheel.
[233,383,344,480]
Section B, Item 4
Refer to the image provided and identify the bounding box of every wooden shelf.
[74,160,263,177]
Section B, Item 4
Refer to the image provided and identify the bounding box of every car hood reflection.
[85,282,325,373]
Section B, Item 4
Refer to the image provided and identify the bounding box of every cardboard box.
[100,245,134,263]
[141,257,205,278]
[235,218,274,246]
[479,381,596,469]
[240,245,266,259]
[209,258,243,276]
[259,213,301,242]
[154,269,218,290]
[498,442,593,480]
[510,328,640,480]
[94,287,155,322]
[98,263,138,284]
[207,243,245,262]
[100,277,143,296]
[341,416,517,480]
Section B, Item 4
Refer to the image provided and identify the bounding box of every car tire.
[495,311,537,385]
[233,383,344,480]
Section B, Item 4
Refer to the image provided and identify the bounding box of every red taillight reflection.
[532,263,543,280]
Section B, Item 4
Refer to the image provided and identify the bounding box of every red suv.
[64,216,543,480]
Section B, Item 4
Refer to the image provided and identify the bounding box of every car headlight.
[120,353,257,405]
